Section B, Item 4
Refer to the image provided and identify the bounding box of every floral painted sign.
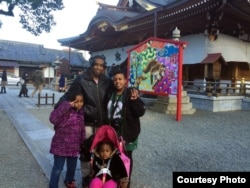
[128,37,182,95]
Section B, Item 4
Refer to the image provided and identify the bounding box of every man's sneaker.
[64,180,76,188]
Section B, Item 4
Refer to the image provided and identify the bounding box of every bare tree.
[0,0,64,36]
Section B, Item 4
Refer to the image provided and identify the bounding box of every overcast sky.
[0,0,118,50]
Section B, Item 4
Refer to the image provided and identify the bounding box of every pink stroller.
[88,125,130,188]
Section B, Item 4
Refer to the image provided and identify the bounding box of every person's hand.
[130,88,139,100]
[70,100,76,108]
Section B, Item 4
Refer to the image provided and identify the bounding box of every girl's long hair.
[67,86,83,102]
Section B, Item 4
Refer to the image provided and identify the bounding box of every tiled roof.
[90,8,140,25]
[0,40,88,68]
[200,53,226,64]
[58,0,250,52]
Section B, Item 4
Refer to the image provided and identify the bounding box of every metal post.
[52,93,55,105]
[38,93,40,106]
[46,93,48,104]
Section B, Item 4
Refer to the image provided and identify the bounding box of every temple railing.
[183,80,250,97]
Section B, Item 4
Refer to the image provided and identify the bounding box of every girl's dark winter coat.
[107,88,145,144]
[92,152,128,182]
[49,101,85,157]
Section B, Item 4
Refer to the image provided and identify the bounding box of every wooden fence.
[37,93,55,106]
[183,80,250,97]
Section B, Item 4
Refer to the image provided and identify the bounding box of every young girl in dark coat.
[89,141,129,188]
[49,86,85,188]
[107,69,145,187]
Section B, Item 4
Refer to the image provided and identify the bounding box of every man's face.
[91,58,105,77]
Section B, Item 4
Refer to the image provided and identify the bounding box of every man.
[0,69,7,94]
[56,55,113,187]
[31,69,45,97]
[69,55,113,129]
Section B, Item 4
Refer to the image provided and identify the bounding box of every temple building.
[58,0,250,111]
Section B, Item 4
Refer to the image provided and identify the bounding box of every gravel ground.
[132,109,250,188]
[28,107,250,188]
[0,110,49,188]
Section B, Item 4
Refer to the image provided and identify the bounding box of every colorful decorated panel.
[128,37,183,96]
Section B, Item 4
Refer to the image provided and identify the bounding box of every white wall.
[14,67,19,76]
[181,33,250,64]
[91,45,134,66]
[44,67,55,78]
[92,34,250,66]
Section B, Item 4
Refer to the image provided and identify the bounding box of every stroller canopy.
[89,125,131,180]
[90,125,121,152]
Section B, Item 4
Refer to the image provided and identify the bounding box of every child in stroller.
[87,125,130,188]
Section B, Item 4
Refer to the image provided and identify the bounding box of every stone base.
[242,98,250,110]
[140,97,157,107]
[150,90,196,115]
[189,94,249,112]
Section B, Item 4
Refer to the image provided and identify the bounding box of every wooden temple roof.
[58,0,250,52]
[200,53,227,65]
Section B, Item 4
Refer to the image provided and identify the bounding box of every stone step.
[149,89,196,115]
[166,108,196,115]
[157,91,187,101]
[157,95,190,103]
[152,102,193,111]
[149,107,196,115]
